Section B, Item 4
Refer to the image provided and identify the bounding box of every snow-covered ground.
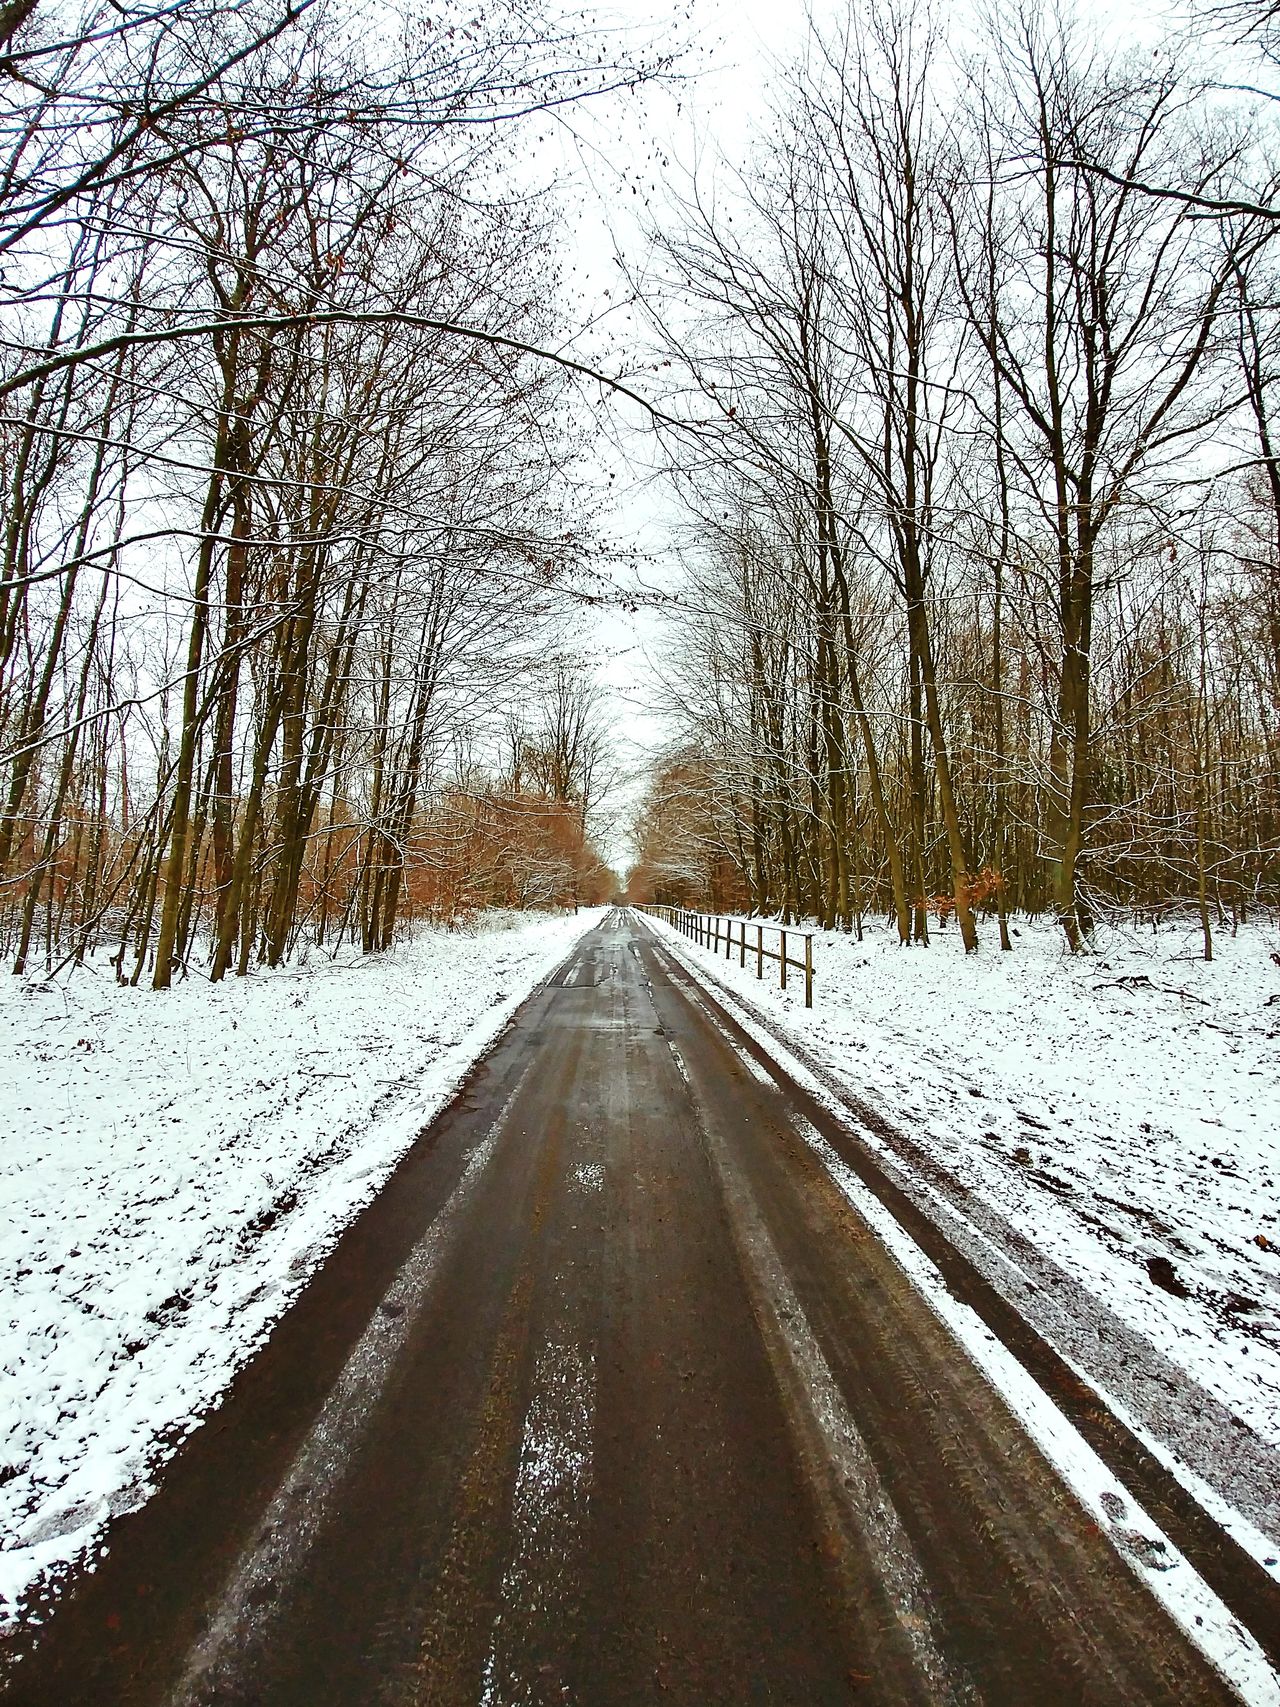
[639,908,1280,1560]
[0,908,598,1626]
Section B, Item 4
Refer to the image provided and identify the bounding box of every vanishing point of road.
[2,910,1263,1705]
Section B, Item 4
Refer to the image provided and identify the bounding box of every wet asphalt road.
[1,911,1247,1705]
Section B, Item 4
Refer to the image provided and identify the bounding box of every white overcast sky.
[545,0,816,868]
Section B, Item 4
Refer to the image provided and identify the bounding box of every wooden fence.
[631,904,813,1008]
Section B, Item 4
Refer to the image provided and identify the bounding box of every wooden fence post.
[739,921,746,967]
[780,928,787,990]
[804,934,813,1008]
[756,923,764,978]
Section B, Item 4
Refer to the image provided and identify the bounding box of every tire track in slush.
[666,1036,971,1703]
[165,1068,537,1707]
[475,1166,603,1704]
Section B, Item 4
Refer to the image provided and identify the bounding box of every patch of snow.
[479,1335,596,1707]
[0,908,600,1625]
[479,1095,603,1707]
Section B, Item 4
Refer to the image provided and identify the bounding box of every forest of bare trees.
[8,0,1280,981]
[627,0,1280,957]
[0,0,642,983]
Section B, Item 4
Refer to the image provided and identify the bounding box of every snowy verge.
[798,1107,1280,1707]
[0,907,600,1624]
[637,911,1280,1551]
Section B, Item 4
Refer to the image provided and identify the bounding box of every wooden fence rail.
[631,904,813,1008]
